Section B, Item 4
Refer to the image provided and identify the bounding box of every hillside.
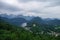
[0,17,60,40]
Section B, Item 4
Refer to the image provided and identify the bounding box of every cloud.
[0,0,60,18]
[0,2,22,12]
[18,0,50,3]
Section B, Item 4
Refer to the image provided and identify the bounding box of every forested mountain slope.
[0,17,60,40]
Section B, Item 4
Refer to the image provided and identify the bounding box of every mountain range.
[0,14,60,26]
[0,14,60,36]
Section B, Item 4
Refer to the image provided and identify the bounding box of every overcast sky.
[0,0,60,18]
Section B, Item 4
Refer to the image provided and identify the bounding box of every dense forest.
[0,17,60,40]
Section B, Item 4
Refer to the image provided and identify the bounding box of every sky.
[0,0,60,18]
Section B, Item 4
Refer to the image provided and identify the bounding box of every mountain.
[16,15,34,21]
[1,14,60,26]
[0,14,34,20]
[26,17,60,34]
[30,17,60,26]
[9,17,27,26]
[27,17,43,24]
[47,19,60,25]
[0,18,60,40]
[0,14,16,18]
[0,15,27,26]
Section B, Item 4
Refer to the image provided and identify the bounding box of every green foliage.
[0,20,60,40]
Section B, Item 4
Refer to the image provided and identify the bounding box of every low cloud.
[0,0,60,18]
